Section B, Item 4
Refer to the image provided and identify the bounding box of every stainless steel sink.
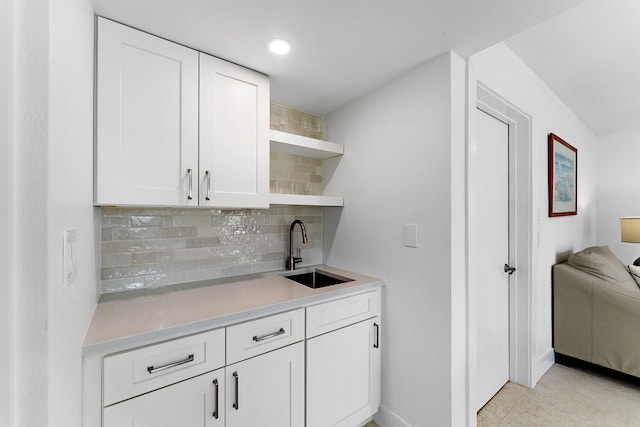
[281,268,353,289]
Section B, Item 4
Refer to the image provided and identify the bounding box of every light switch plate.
[403,224,418,248]
[63,229,77,289]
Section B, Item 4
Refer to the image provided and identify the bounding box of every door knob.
[504,264,516,275]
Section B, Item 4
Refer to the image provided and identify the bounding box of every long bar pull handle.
[253,327,285,342]
[212,379,219,419]
[232,372,239,410]
[373,323,380,349]
[205,170,211,201]
[187,168,193,200]
[147,353,194,374]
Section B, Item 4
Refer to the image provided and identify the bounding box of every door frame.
[467,82,532,422]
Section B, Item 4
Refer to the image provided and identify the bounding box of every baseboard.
[532,347,555,386]
[373,405,412,427]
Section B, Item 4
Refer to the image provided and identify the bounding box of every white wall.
[323,52,467,427]
[1,0,13,424]
[597,129,640,265]
[470,43,599,383]
[11,0,50,425]
[48,0,98,425]
[5,0,98,426]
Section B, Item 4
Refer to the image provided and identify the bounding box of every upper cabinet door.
[199,53,270,209]
[95,18,199,206]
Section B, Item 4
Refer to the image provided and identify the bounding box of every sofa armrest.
[553,263,596,361]
[592,279,640,376]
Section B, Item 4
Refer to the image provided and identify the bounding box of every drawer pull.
[252,327,285,342]
[374,323,380,349]
[212,378,219,419]
[232,372,239,410]
[146,353,194,374]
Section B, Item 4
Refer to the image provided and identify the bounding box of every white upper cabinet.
[199,54,269,208]
[95,17,199,206]
[95,18,269,208]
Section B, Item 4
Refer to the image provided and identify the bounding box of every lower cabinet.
[305,288,382,426]
[225,342,305,427]
[97,290,381,427]
[307,318,381,427]
[103,368,225,427]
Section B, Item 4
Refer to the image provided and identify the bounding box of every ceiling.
[93,0,637,136]
[506,0,640,136]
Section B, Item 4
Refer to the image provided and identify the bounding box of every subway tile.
[101,216,130,228]
[130,215,174,227]
[101,253,132,268]
[158,227,198,238]
[113,227,160,240]
[102,264,163,280]
[261,252,285,262]
[186,237,222,248]
[197,226,229,238]
[294,164,318,175]
[143,238,187,251]
[145,272,186,289]
[101,277,145,294]
[102,240,146,254]
[101,228,114,242]
[173,215,212,227]
[221,265,252,277]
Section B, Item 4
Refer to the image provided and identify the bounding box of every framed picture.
[548,133,577,217]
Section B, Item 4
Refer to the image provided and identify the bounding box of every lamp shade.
[621,217,640,243]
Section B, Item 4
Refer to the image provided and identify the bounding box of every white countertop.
[83,265,384,355]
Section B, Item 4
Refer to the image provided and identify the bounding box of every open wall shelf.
[269,130,344,207]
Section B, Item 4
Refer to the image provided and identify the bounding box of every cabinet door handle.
[212,378,219,419]
[205,170,211,201]
[232,371,239,410]
[374,323,380,349]
[146,353,194,374]
[252,327,285,342]
[187,168,193,200]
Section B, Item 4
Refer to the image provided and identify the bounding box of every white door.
[306,318,381,427]
[95,18,199,206]
[199,53,270,209]
[225,342,304,427]
[103,369,224,427]
[475,107,511,410]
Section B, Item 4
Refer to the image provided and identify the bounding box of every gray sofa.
[553,245,640,378]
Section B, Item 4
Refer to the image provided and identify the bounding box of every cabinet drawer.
[226,309,304,364]
[103,328,225,406]
[307,289,381,338]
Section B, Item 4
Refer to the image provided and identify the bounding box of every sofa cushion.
[568,246,639,292]
[628,265,640,287]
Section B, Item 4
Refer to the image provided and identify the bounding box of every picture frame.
[548,133,577,217]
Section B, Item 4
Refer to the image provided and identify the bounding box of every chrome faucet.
[286,219,308,270]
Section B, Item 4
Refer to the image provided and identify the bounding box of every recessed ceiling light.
[268,38,292,55]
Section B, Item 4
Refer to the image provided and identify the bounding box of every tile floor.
[478,363,640,426]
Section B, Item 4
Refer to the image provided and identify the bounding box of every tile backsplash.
[270,151,323,195]
[100,206,323,294]
[270,102,324,140]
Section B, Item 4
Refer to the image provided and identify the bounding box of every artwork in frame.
[548,133,577,217]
